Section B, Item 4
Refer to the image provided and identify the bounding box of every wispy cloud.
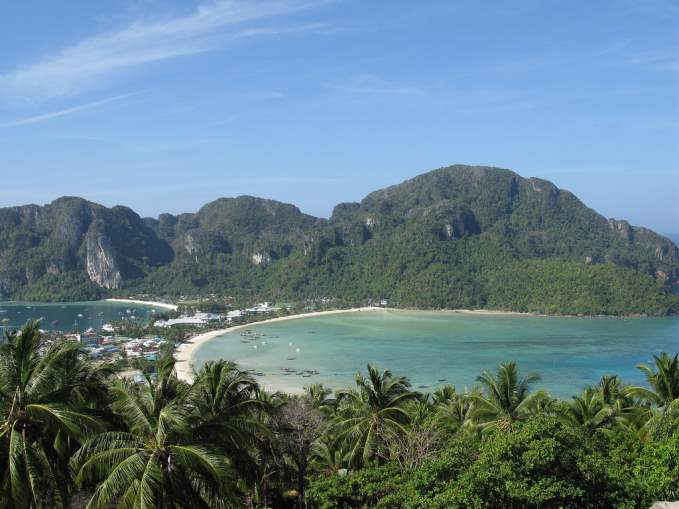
[0,92,140,128]
[46,133,229,153]
[0,0,331,103]
[330,75,423,96]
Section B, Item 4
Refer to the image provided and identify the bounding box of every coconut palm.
[597,375,624,405]
[304,384,336,414]
[407,397,434,426]
[334,364,418,467]
[72,354,236,508]
[471,361,548,433]
[562,389,610,431]
[310,437,347,476]
[431,385,457,405]
[0,320,108,509]
[629,352,679,408]
[188,360,266,453]
[187,360,269,493]
[434,389,478,434]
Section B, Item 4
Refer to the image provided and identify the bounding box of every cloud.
[0,0,330,103]
[330,75,423,96]
[0,92,140,128]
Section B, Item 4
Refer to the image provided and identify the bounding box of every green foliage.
[2,166,679,315]
[484,259,679,315]
[630,430,679,505]
[335,365,419,467]
[1,322,679,507]
[0,320,111,508]
[629,352,679,406]
[440,417,613,509]
[471,361,548,433]
[13,271,104,302]
[71,357,247,508]
[307,463,404,509]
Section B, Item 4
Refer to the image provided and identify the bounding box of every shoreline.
[173,306,535,383]
[104,298,178,311]
[175,307,388,382]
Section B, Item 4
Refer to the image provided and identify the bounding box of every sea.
[0,301,154,333]
[192,310,679,398]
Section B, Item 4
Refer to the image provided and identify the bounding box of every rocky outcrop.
[85,228,121,289]
[0,197,172,298]
[1,165,678,306]
[609,219,633,241]
[184,231,199,255]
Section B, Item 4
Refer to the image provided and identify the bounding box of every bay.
[192,310,679,397]
[0,301,153,333]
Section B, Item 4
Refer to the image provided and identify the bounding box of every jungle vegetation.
[1,320,678,508]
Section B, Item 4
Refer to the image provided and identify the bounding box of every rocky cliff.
[0,197,172,299]
[1,165,677,314]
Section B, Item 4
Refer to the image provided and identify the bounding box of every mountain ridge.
[1,165,677,315]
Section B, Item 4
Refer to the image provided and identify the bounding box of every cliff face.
[0,165,677,313]
[85,226,121,289]
[0,197,172,299]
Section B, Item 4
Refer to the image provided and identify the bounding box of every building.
[225,310,245,322]
[153,311,222,328]
[246,302,279,313]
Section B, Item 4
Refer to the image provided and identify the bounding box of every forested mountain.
[1,165,678,315]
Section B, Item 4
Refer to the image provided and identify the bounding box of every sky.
[0,1,677,232]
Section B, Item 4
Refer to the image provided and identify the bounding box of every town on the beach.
[28,298,388,382]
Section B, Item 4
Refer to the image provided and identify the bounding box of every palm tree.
[597,375,624,405]
[629,352,679,408]
[310,437,347,476]
[248,388,287,508]
[188,360,266,458]
[471,361,548,433]
[304,383,336,414]
[334,364,418,467]
[406,397,433,427]
[187,359,270,502]
[434,389,478,434]
[0,320,108,509]
[72,355,236,508]
[431,385,457,405]
[562,389,610,431]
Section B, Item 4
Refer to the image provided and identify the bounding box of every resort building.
[154,312,221,328]
[246,302,279,313]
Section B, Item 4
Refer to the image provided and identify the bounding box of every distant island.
[1,165,677,316]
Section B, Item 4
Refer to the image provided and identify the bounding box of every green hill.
[1,165,677,315]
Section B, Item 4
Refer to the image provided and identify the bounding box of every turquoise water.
[192,310,679,397]
[0,301,153,333]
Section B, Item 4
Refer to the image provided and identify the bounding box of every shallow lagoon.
[192,310,679,397]
[0,301,153,333]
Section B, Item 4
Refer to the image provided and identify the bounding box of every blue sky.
[1,1,677,232]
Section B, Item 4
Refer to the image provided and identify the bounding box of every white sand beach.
[174,307,382,383]
[173,306,540,385]
[105,298,178,311]
[448,308,532,316]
